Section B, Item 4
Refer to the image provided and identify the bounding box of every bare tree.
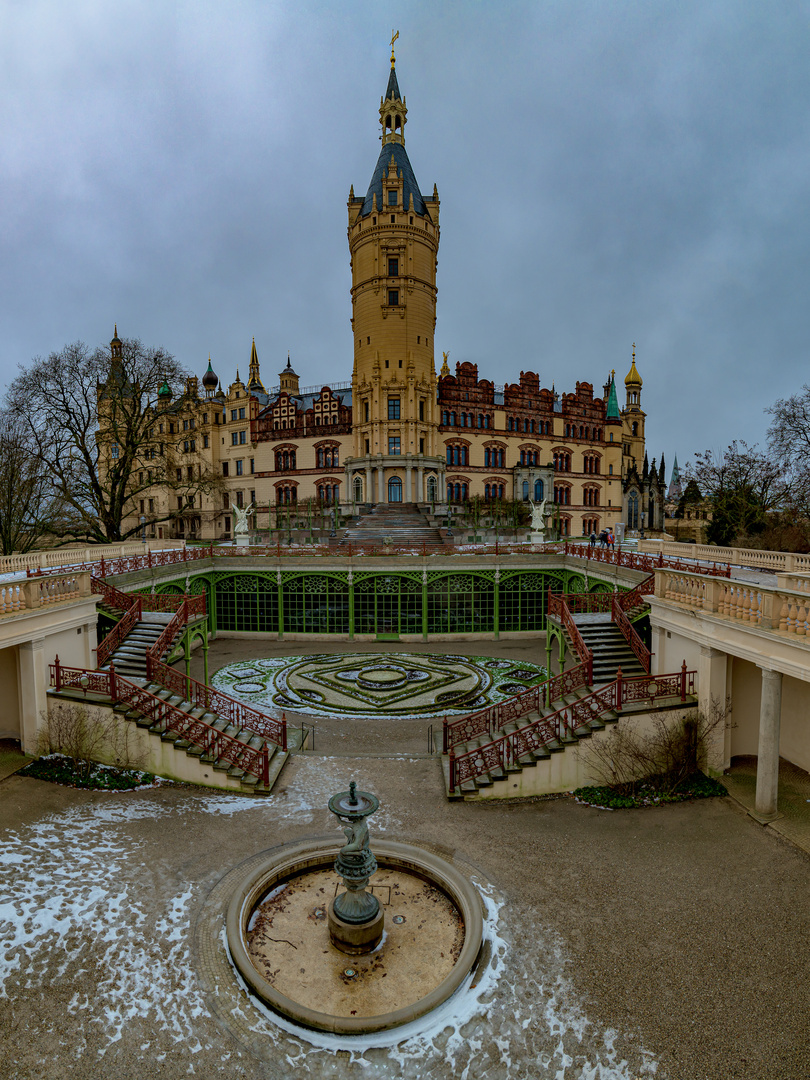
[6,336,223,543]
[766,385,810,515]
[0,410,64,554]
[683,441,784,546]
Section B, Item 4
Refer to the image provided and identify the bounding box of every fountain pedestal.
[327,782,384,955]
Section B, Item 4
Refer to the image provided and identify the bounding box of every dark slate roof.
[259,389,353,412]
[360,142,428,218]
[385,65,401,102]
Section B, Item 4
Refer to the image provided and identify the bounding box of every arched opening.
[354,477,363,503]
[522,480,529,501]
[534,478,544,501]
[388,476,402,503]
[426,476,437,502]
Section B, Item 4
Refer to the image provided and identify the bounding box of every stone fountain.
[327,781,384,953]
[225,781,485,1034]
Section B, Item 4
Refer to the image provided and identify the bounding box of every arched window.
[522,480,529,501]
[388,476,402,503]
[354,476,363,503]
[534,478,544,501]
[628,491,639,530]
[427,476,437,502]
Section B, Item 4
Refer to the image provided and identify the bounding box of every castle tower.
[279,354,299,396]
[344,41,444,504]
[247,338,265,394]
[623,344,645,467]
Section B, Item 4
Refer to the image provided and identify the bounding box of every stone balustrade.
[0,571,92,619]
[655,568,810,636]
[0,540,185,577]
[640,539,810,573]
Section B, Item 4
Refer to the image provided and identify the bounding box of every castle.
[110,49,663,543]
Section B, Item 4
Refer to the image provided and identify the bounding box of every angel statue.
[231,502,254,535]
[528,498,547,534]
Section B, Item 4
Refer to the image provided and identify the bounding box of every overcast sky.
[2,0,809,474]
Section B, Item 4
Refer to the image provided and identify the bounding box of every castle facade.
[111,52,662,542]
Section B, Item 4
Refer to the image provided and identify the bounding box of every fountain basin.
[226,838,484,1034]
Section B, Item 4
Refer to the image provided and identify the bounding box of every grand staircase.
[574,614,647,683]
[339,504,444,550]
[442,684,619,798]
[101,615,173,680]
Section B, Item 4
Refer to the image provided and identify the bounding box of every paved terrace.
[1,737,809,1080]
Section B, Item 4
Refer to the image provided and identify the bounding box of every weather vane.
[390,29,399,66]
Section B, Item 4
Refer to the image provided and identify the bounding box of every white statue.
[528,498,547,534]
[231,502,254,535]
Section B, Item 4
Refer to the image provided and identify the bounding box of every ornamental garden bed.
[573,771,727,810]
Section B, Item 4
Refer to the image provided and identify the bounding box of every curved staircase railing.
[50,660,271,785]
[449,664,695,793]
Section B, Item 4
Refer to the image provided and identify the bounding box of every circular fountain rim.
[226,838,485,1035]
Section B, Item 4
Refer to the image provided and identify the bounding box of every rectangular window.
[364,401,369,422]
[190,418,195,429]
[187,496,195,508]
[388,397,401,420]
[232,432,238,446]
[187,465,194,480]
[388,436,401,455]
[176,468,182,481]
[183,420,189,431]
[419,400,424,421]
[177,497,183,510]
[184,440,190,452]
[250,489,256,504]
[148,499,154,512]
[388,256,398,275]
[236,460,243,476]
[203,434,209,448]
[202,414,207,425]
[239,407,246,420]
[236,491,244,508]
[388,190,397,206]
[388,289,399,306]
[239,430,247,444]
[365,438,370,454]
[223,494,229,510]
[419,437,425,454]
[250,458,255,474]
[139,499,145,513]
[222,462,229,477]
[169,423,175,434]
[609,464,614,475]
[111,444,119,459]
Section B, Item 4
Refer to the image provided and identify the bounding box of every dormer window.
[388,190,397,206]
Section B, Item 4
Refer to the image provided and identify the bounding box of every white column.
[377,465,385,504]
[753,667,783,822]
[417,465,424,502]
[365,464,372,503]
[18,638,47,755]
[405,466,412,503]
[698,645,730,773]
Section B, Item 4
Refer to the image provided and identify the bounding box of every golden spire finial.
[632,342,636,361]
[439,350,450,378]
[390,29,399,66]
[611,368,615,379]
[114,323,118,337]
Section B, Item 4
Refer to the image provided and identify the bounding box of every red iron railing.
[90,574,285,750]
[50,659,270,785]
[26,540,733,576]
[612,594,651,672]
[449,664,695,792]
